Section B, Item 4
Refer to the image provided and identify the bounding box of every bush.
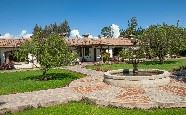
[119,48,132,60]
[101,52,110,63]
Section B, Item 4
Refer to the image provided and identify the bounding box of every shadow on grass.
[23,72,79,81]
[142,60,177,65]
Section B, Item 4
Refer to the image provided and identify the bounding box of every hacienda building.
[0,37,134,67]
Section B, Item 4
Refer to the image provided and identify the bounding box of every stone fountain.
[104,34,170,87]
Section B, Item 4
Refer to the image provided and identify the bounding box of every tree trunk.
[41,67,48,80]
[158,55,164,64]
[43,68,47,76]
[133,63,138,73]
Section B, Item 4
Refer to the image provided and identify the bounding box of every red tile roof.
[0,38,133,48]
[0,39,28,48]
[67,38,133,46]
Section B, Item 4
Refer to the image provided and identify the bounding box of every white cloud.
[0,33,13,39]
[19,30,32,38]
[88,34,93,38]
[20,30,27,36]
[0,30,32,39]
[110,24,120,38]
[87,34,99,39]
[70,29,82,38]
[22,34,32,38]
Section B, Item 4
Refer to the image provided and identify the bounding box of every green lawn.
[11,102,186,115]
[0,69,84,95]
[86,58,186,72]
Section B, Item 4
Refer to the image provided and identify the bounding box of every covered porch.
[74,46,113,62]
[67,38,134,62]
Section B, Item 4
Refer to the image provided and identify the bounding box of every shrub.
[101,52,110,63]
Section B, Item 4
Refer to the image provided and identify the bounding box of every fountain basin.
[104,69,170,87]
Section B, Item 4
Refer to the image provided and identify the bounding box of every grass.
[86,58,186,72]
[10,101,186,115]
[0,69,84,95]
[2,59,186,114]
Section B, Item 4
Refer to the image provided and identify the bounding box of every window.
[85,47,89,56]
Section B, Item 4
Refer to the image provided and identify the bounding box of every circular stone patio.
[67,65,186,109]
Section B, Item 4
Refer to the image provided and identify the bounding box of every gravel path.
[0,87,82,114]
[64,65,104,78]
[1,64,186,114]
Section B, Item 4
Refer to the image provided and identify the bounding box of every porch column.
[0,50,5,64]
[83,47,85,56]
[108,46,113,58]
[100,46,103,62]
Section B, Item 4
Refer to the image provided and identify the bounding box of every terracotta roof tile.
[0,38,133,48]
[67,38,133,46]
[0,39,28,48]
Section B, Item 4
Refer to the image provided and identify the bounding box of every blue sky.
[0,0,186,36]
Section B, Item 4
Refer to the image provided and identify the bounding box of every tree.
[101,26,112,38]
[32,24,42,37]
[142,24,186,63]
[128,17,138,34]
[119,48,132,60]
[60,20,71,37]
[17,32,75,79]
[120,17,139,38]
[33,20,71,38]
[119,47,145,61]
[142,25,168,63]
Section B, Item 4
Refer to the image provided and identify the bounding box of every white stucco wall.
[96,48,101,61]
[106,48,113,58]
[0,50,5,64]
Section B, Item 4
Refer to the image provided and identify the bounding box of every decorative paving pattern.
[113,95,150,104]
[159,86,186,97]
[113,88,150,104]
[73,82,109,94]
[117,88,146,97]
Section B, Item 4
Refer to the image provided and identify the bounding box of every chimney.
[82,33,90,38]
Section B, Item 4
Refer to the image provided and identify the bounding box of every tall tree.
[33,20,71,38]
[120,17,140,38]
[101,26,112,38]
[60,20,71,37]
[32,24,42,37]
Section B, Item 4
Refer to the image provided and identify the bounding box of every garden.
[1,18,186,114]
[1,59,186,115]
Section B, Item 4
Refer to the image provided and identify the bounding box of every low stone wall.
[104,69,170,88]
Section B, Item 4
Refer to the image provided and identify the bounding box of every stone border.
[104,69,170,87]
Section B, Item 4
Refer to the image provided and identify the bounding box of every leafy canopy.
[17,32,75,75]
[142,24,186,63]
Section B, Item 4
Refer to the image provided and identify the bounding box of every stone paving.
[0,87,82,114]
[1,64,186,114]
[67,65,186,108]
